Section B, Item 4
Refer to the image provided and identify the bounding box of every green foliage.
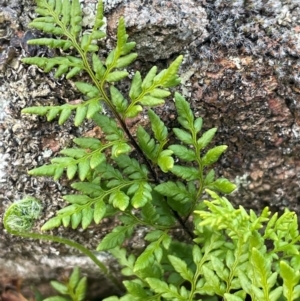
[4,0,300,301]
[43,267,87,301]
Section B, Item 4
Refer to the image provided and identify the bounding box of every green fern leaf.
[60,148,87,158]
[71,211,82,229]
[90,152,105,169]
[50,281,68,294]
[148,109,168,142]
[194,117,203,133]
[157,150,174,172]
[91,30,106,40]
[206,178,236,194]
[110,86,128,114]
[73,137,102,150]
[41,216,62,231]
[67,164,77,179]
[58,107,72,124]
[93,113,125,141]
[94,199,106,224]
[204,169,215,185]
[174,92,194,130]
[198,128,218,149]
[71,182,104,197]
[106,71,129,82]
[29,21,63,35]
[92,54,106,80]
[137,126,158,161]
[121,42,136,56]
[112,142,131,158]
[97,225,135,251]
[154,55,183,88]
[22,106,49,116]
[116,17,127,54]
[86,99,102,118]
[139,96,164,106]
[27,38,73,50]
[47,107,61,121]
[70,0,82,38]
[28,164,56,177]
[114,155,148,179]
[141,202,160,224]
[155,181,195,204]
[124,105,143,118]
[81,207,94,229]
[129,72,142,101]
[115,53,138,68]
[280,261,300,300]
[149,88,171,98]
[74,106,88,126]
[168,255,193,282]
[168,145,196,162]
[75,82,100,98]
[173,128,193,144]
[78,160,90,181]
[62,215,70,227]
[109,190,130,211]
[97,163,123,183]
[75,277,87,301]
[134,243,156,271]
[170,165,200,181]
[202,265,225,295]
[211,255,230,282]
[55,64,69,78]
[69,267,80,291]
[223,293,244,301]
[146,278,184,300]
[53,167,64,180]
[123,280,148,299]
[128,182,152,208]
[61,0,71,25]
[63,195,91,205]
[202,145,228,167]
[94,0,104,28]
[142,66,157,90]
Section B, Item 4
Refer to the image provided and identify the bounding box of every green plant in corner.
[3,0,300,300]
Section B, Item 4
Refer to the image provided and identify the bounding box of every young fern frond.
[3,197,123,293]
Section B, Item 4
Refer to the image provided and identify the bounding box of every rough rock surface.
[107,0,209,61]
[0,0,300,299]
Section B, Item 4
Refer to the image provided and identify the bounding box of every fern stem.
[45,2,193,240]
[3,201,125,294]
[8,229,124,293]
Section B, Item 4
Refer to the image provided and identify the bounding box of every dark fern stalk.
[3,197,124,293]
[21,0,191,236]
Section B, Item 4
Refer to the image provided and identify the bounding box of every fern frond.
[97,216,136,251]
[29,137,121,181]
[22,56,84,78]
[125,57,183,118]
[114,155,149,179]
[92,113,126,141]
[136,126,159,161]
[110,86,128,115]
[148,109,168,143]
[155,181,196,204]
[22,98,102,125]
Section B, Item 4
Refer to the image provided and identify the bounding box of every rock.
[107,0,209,61]
[1,0,300,299]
